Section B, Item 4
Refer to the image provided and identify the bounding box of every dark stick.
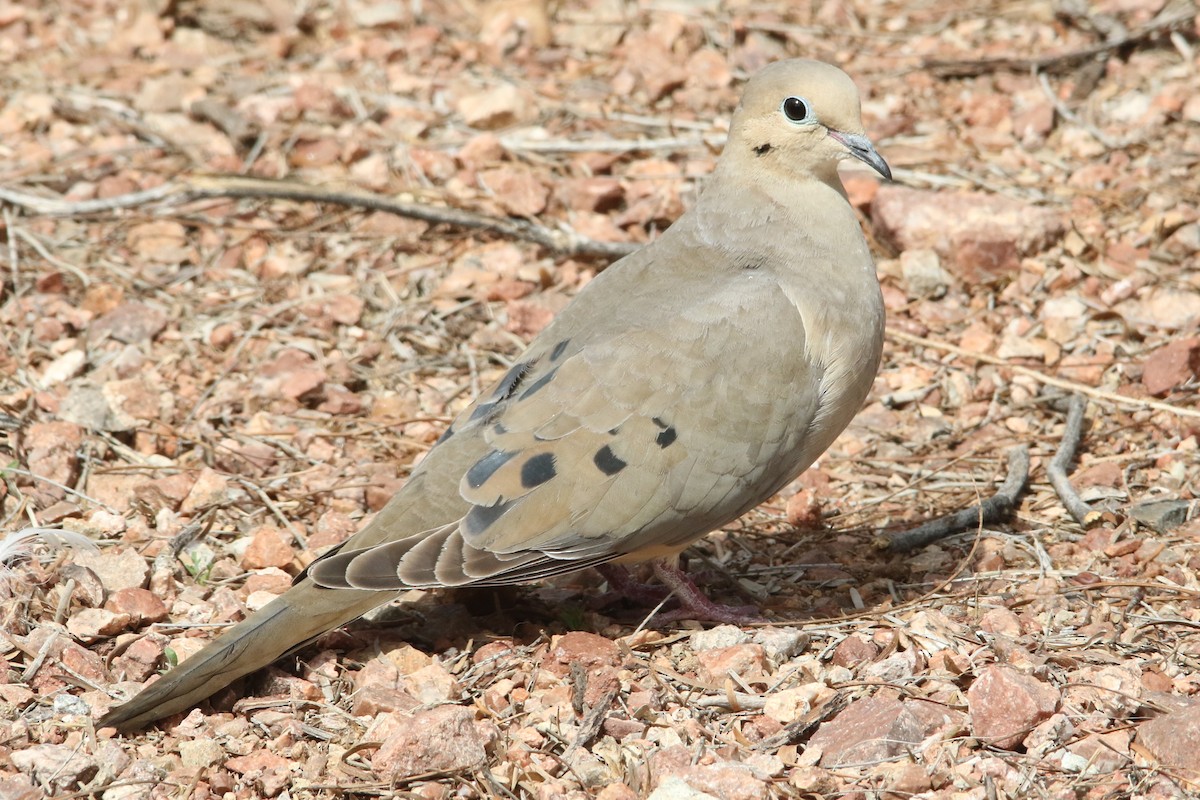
[1047,396,1101,527]
[882,446,1031,553]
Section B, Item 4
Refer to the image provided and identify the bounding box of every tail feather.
[99,582,393,731]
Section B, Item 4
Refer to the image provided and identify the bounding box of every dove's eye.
[781,96,812,123]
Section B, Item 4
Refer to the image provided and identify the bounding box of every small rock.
[751,627,808,663]
[179,467,229,514]
[241,526,295,570]
[179,739,226,769]
[1164,222,1200,256]
[225,750,293,797]
[478,165,550,217]
[763,683,832,725]
[830,635,878,667]
[669,762,768,800]
[73,547,148,591]
[11,744,99,792]
[978,607,1023,637]
[696,643,767,682]
[22,420,83,504]
[646,776,720,800]
[457,83,536,130]
[899,249,952,298]
[872,187,1063,282]
[104,587,168,627]
[1141,337,1200,395]
[808,695,924,767]
[67,607,132,638]
[351,686,421,716]
[1064,729,1131,773]
[1129,499,1194,533]
[372,705,495,779]
[596,783,639,800]
[88,301,168,344]
[690,624,749,651]
[542,631,622,677]
[967,665,1059,750]
[1136,703,1200,775]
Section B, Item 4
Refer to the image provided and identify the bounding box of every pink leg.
[592,562,762,624]
[647,561,762,624]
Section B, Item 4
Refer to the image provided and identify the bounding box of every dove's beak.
[828,130,892,181]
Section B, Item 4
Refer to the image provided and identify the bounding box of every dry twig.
[1047,396,1102,527]
[921,6,1195,77]
[882,446,1031,553]
[0,175,639,261]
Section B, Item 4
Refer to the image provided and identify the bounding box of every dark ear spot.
[754,143,772,156]
[593,445,627,476]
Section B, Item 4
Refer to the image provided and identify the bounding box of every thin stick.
[886,328,1200,420]
[921,7,1194,77]
[1047,396,1102,527]
[883,446,1030,553]
[0,176,639,261]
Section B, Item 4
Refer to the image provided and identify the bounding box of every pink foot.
[591,562,762,625]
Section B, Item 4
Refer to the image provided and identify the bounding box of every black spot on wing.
[466,449,518,489]
[518,367,558,400]
[754,143,772,156]
[652,417,677,448]
[435,425,455,445]
[462,498,516,538]
[550,339,571,361]
[593,445,627,476]
[520,452,556,488]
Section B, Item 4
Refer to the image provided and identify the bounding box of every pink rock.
[664,762,769,800]
[830,635,879,667]
[67,608,132,638]
[1136,702,1200,775]
[73,547,148,592]
[225,750,293,798]
[10,744,99,792]
[104,587,168,626]
[978,607,1023,637]
[808,695,925,767]
[87,301,167,344]
[22,420,83,505]
[696,643,768,683]
[967,665,1059,749]
[241,526,295,570]
[871,187,1063,282]
[542,631,622,678]
[555,177,624,213]
[112,634,169,682]
[478,165,550,217]
[351,687,421,717]
[179,467,229,514]
[1065,729,1132,773]
[1141,337,1200,396]
[371,706,496,779]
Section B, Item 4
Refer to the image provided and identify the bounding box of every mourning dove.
[100,58,890,731]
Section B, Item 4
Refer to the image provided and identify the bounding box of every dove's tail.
[99,581,393,731]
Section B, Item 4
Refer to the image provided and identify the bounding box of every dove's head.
[728,59,891,183]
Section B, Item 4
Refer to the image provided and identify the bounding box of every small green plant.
[182,551,215,585]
